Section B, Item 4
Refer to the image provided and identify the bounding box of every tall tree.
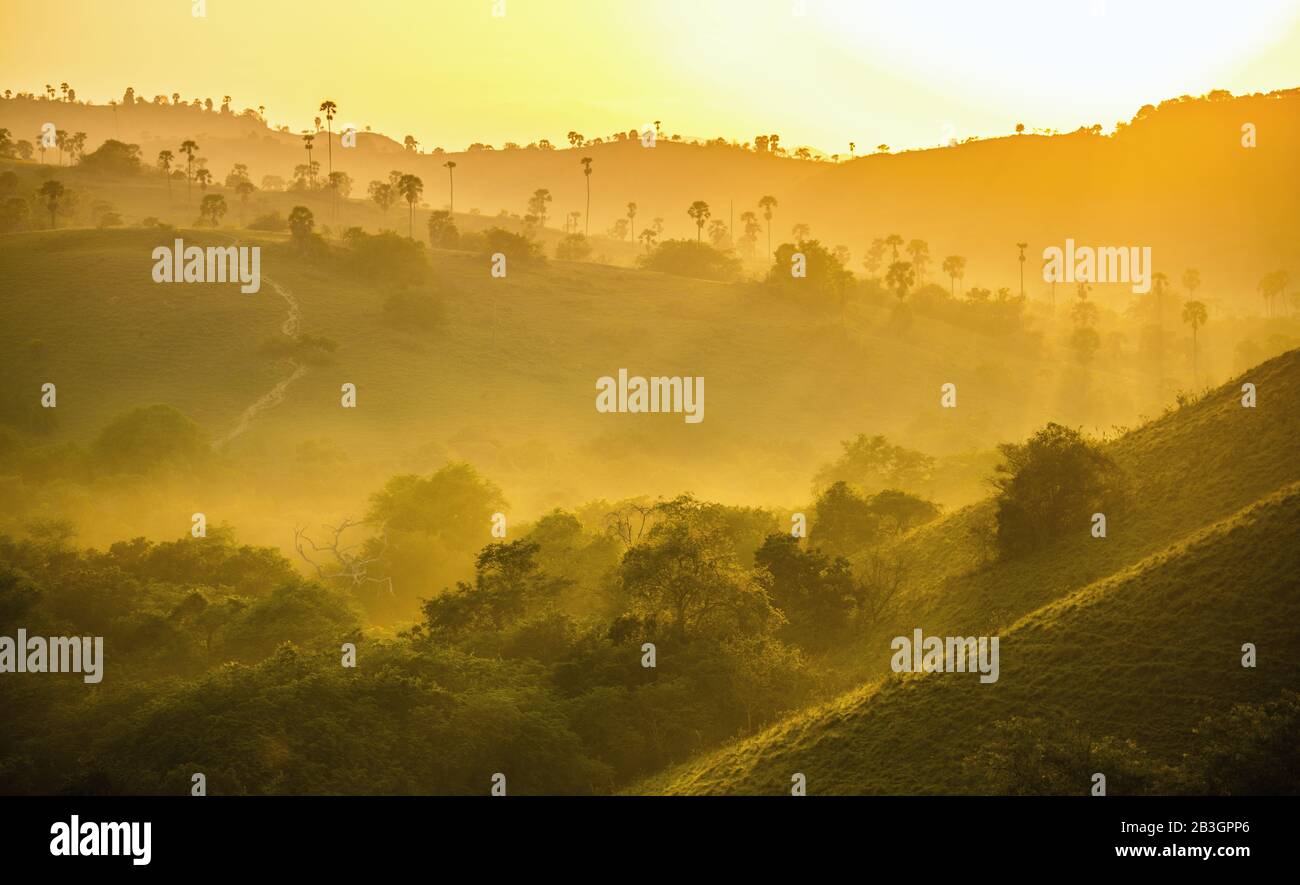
[443,160,457,215]
[580,157,593,236]
[301,133,316,188]
[626,202,637,241]
[157,150,175,199]
[885,261,914,300]
[906,239,929,283]
[687,200,711,242]
[883,233,903,261]
[941,255,966,296]
[397,173,423,238]
[38,179,64,228]
[179,139,199,201]
[367,180,396,220]
[1182,300,1208,382]
[1258,270,1290,318]
[1016,242,1028,297]
[528,188,552,229]
[318,100,337,177]
[758,195,777,257]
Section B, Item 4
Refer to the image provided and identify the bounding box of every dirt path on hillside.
[216,275,305,448]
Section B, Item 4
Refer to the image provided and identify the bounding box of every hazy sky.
[5,0,1300,152]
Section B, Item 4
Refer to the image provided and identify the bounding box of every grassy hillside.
[642,349,1300,793]
[0,215,1173,541]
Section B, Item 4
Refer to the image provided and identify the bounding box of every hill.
[641,348,1300,793]
[3,87,1298,309]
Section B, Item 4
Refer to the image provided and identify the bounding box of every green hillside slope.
[646,481,1300,794]
[641,350,1300,793]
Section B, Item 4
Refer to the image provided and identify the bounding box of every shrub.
[638,239,740,281]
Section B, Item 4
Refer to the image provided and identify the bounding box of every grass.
[640,349,1300,793]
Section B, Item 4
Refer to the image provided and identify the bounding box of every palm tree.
[1182,300,1207,381]
[528,188,552,229]
[687,200,711,241]
[194,167,212,192]
[179,139,199,201]
[368,180,396,220]
[39,180,64,228]
[883,233,903,261]
[36,128,47,164]
[1016,242,1028,297]
[59,82,69,102]
[235,180,255,221]
[885,261,915,300]
[397,173,423,238]
[791,222,810,242]
[1182,268,1201,300]
[1258,270,1289,318]
[639,228,657,252]
[906,239,930,283]
[301,133,316,188]
[54,130,67,165]
[626,202,637,241]
[580,157,593,235]
[157,150,175,198]
[758,195,777,257]
[403,135,418,153]
[319,101,337,176]
[941,255,966,296]
[444,160,457,215]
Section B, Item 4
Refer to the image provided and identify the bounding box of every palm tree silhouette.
[581,157,593,235]
[626,202,637,241]
[1182,300,1208,382]
[1016,242,1028,297]
[300,133,317,188]
[319,101,337,177]
[883,233,903,262]
[688,200,711,242]
[941,255,966,297]
[528,188,552,230]
[179,140,199,201]
[39,180,64,228]
[758,195,777,257]
[398,174,423,239]
[444,160,457,215]
[157,150,174,199]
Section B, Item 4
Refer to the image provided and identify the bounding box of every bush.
[555,233,592,261]
[91,404,210,475]
[78,140,142,175]
[339,228,429,283]
[991,423,1122,557]
[638,239,740,281]
[481,226,543,265]
[248,211,287,232]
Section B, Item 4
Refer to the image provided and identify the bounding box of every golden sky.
[5,0,1300,153]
